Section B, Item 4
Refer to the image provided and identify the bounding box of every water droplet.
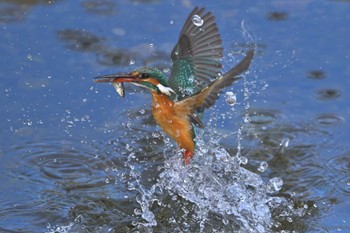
[225,91,237,106]
[152,132,160,138]
[238,156,248,164]
[163,68,170,73]
[105,178,110,183]
[257,161,268,172]
[47,75,52,79]
[280,138,290,152]
[192,14,204,26]
[267,177,283,193]
[67,120,74,128]
[82,98,87,103]
[134,208,142,215]
[154,102,160,108]
[23,120,33,126]
[149,43,154,48]
[188,75,195,83]
[169,20,174,24]
[27,54,33,60]
[139,109,145,114]
[141,211,156,225]
[125,144,133,151]
[129,59,135,65]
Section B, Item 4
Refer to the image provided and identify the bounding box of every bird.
[94,7,254,164]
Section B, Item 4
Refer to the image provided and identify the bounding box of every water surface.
[0,0,350,232]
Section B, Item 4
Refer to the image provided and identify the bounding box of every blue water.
[1,0,350,232]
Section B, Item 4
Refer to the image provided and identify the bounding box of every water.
[1,0,350,232]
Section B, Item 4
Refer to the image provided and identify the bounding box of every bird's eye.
[140,73,149,79]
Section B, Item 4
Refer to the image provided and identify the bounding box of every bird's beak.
[94,73,142,83]
[94,73,142,97]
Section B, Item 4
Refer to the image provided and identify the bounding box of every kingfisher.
[95,7,254,164]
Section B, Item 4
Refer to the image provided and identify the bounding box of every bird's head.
[94,67,176,96]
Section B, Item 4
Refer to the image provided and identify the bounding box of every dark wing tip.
[199,49,255,109]
[169,7,224,96]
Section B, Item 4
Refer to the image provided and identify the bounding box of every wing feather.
[174,50,254,118]
[169,7,223,98]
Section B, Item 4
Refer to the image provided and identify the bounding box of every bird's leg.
[183,150,194,165]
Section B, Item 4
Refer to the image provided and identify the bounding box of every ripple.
[245,109,280,125]
[0,138,136,231]
[334,176,350,196]
[315,88,341,100]
[325,153,350,174]
[315,113,344,126]
[38,153,92,180]
[307,70,326,80]
[81,0,116,15]
[0,5,26,23]
[266,11,289,21]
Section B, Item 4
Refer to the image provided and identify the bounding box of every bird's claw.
[183,150,194,165]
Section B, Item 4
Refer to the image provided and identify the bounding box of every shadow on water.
[57,29,171,71]
[0,0,61,23]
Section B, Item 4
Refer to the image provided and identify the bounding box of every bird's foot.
[183,150,194,165]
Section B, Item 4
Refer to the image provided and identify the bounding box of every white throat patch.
[156,84,176,96]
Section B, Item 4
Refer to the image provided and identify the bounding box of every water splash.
[192,15,204,27]
[225,91,237,106]
[257,161,268,173]
[124,132,294,232]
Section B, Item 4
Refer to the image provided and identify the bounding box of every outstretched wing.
[174,50,254,125]
[169,7,223,99]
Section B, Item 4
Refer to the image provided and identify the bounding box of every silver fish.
[112,82,125,97]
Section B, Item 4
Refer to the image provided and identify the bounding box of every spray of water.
[47,20,299,233]
[123,21,288,233]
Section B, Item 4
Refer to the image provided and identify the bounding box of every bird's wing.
[174,50,254,123]
[168,7,223,99]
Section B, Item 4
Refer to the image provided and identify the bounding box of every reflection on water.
[266,12,289,21]
[0,4,26,23]
[0,0,60,23]
[315,88,342,100]
[81,0,116,16]
[57,29,171,69]
[307,70,326,80]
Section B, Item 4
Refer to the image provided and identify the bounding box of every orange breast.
[151,92,195,152]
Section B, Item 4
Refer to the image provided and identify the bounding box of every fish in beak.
[94,73,142,97]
